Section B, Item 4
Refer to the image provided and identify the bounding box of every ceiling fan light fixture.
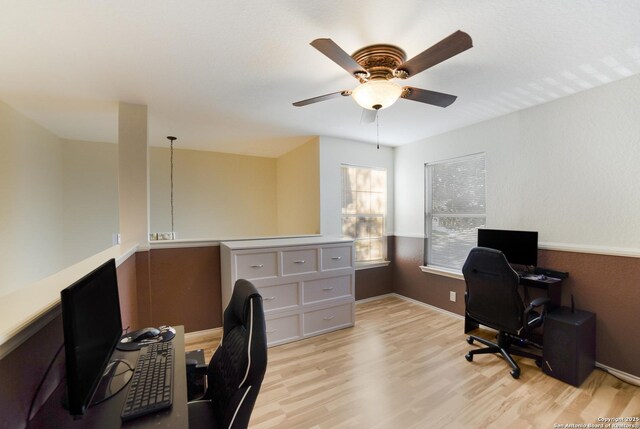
[351,80,402,110]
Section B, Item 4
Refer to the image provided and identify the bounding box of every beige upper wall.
[62,139,119,266]
[0,101,65,295]
[150,147,280,239]
[149,139,322,240]
[0,100,120,296]
[276,138,320,235]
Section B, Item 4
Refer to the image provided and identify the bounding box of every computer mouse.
[131,327,161,341]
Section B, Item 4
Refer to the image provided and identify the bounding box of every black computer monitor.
[61,258,130,417]
[477,228,538,267]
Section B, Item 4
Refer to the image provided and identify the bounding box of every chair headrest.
[463,247,516,275]
[229,279,262,327]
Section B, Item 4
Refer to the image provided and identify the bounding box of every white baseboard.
[596,363,640,387]
[391,293,465,321]
[356,293,640,387]
[355,293,395,304]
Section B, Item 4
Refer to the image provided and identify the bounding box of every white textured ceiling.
[1,1,639,157]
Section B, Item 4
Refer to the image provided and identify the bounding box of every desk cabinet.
[543,307,595,386]
[221,237,355,347]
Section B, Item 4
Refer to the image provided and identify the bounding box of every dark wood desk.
[519,274,563,308]
[30,326,188,429]
[464,276,564,333]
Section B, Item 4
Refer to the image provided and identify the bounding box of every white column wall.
[118,103,149,246]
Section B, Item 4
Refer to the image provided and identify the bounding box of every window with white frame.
[341,165,387,262]
[425,153,486,271]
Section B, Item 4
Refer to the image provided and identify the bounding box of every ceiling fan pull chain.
[376,108,380,150]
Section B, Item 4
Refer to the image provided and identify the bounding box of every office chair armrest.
[528,296,550,309]
[523,296,551,332]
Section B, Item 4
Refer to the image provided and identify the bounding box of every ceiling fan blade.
[310,38,368,78]
[360,108,377,124]
[292,90,351,107]
[401,87,457,107]
[396,30,472,78]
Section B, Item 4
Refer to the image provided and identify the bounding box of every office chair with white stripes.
[188,279,267,429]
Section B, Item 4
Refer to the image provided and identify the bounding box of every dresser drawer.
[235,252,278,280]
[266,313,301,346]
[303,303,353,336]
[303,275,352,305]
[258,282,299,313]
[321,245,353,270]
[282,248,318,276]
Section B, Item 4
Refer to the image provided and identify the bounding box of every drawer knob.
[294,260,306,264]
[331,256,342,260]
[264,296,276,301]
[323,315,335,321]
[250,264,264,268]
[266,329,278,334]
[322,287,334,291]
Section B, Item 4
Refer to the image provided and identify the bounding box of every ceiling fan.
[293,30,473,121]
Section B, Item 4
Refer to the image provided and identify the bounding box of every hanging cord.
[167,136,177,238]
[26,342,64,428]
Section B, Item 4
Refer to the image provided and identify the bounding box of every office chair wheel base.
[510,369,520,379]
[466,337,474,345]
[465,353,473,362]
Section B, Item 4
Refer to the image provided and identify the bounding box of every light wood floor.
[186,296,640,429]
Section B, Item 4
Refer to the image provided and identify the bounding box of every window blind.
[426,154,486,270]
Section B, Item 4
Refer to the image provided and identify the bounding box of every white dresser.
[220,237,355,347]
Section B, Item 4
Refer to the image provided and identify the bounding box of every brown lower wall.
[116,253,139,331]
[537,249,640,376]
[355,235,395,301]
[355,266,393,300]
[0,311,65,429]
[392,235,640,377]
[146,246,222,332]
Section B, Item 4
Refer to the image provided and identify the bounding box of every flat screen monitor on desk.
[60,258,132,417]
[477,228,538,268]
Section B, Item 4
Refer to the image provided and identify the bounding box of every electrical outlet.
[449,291,457,302]
[149,232,176,241]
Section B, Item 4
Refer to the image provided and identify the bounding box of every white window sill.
[355,260,391,270]
[419,265,464,280]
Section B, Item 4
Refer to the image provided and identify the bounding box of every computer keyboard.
[518,272,549,281]
[121,341,174,421]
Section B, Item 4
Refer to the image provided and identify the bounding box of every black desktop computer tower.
[543,306,596,386]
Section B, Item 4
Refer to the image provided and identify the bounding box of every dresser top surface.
[221,236,353,250]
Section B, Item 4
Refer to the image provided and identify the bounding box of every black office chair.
[187,279,268,429]
[463,247,549,379]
